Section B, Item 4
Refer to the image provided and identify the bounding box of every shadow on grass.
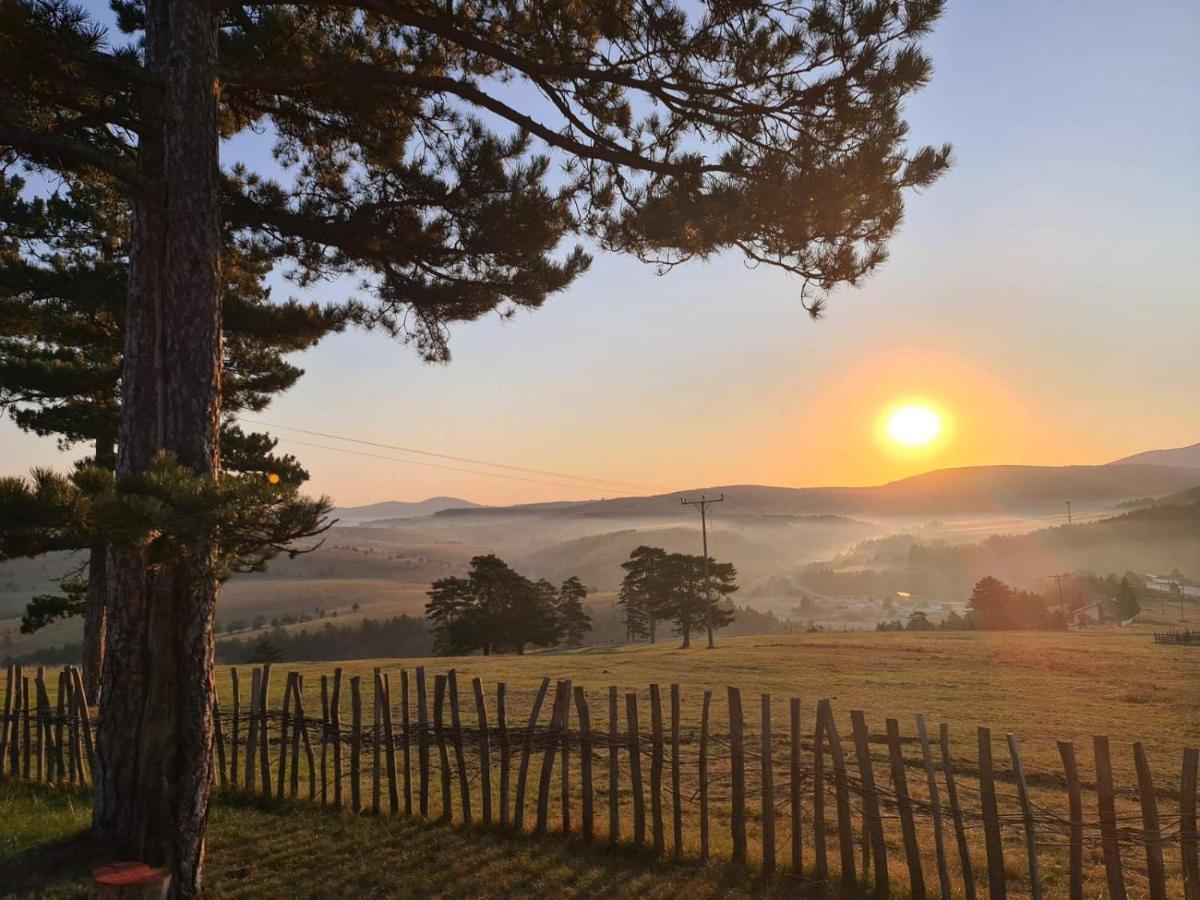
[2,782,873,899]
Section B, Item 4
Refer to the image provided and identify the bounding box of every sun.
[884,402,942,448]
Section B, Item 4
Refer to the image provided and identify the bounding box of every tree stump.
[89,862,171,899]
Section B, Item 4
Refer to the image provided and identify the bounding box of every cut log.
[89,862,171,899]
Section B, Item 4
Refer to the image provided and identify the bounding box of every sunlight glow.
[885,403,942,448]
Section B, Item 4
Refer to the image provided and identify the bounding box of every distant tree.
[967,576,1048,630]
[1115,577,1141,621]
[618,546,736,648]
[906,610,934,631]
[555,576,592,648]
[618,546,672,643]
[250,638,282,664]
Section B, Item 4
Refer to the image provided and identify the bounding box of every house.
[1147,576,1200,599]
[1072,601,1115,627]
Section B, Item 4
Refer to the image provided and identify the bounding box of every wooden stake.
[472,677,492,825]
[812,703,827,881]
[536,679,569,834]
[938,724,975,899]
[790,698,803,878]
[699,689,711,860]
[818,700,855,891]
[53,669,66,785]
[213,693,227,788]
[1007,734,1041,900]
[648,683,665,855]
[288,675,303,799]
[70,667,94,779]
[34,668,44,782]
[371,668,382,815]
[350,675,363,814]
[887,718,925,900]
[447,669,472,824]
[496,682,509,827]
[513,676,550,831]
[331,667,344,809]
[319,674,330,805]
[416,666,430,818]
[230,668,240,788]
[850,709,888,896]
[915,716,951,900]
[0,665,11,776]
[276,671,292,800]
[1181,747,1199,900]
[626,691,645,847]
[977,727,1007,900]
[575,686,594,844]
[8,665,21,778]
[670,684,682,859]
[609,685,620,846]
[22,675,31,779]
[1094,735,1127,900]
[560,681,571,835]
[381,672,398,814]
[433,674,451,822]
[1057,740,1084,900]
[258,664,273,799]
[401,670,412,816]
[728,685,747,865]
[1133,741,1167,900]
[295,676,316,801]
[761,693,776,875]
[247,667,260,792]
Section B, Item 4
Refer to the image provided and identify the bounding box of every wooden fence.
[1153,630,1199,646]
[3,662,1199,899]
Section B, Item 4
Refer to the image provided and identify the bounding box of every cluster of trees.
[218,617,432,664]
[425,555,591,655]
[0,0,948,889]
[618,546,738,648]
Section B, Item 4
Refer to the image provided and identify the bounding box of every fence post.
[818,700,855,890]
[1182,747,1200,900]
[380,672,398,813]
[331,667,344,809]
[497,682,509,827]
[560,681,572,835]
[447,670,472,824]
[761,693,776,875]
[401,670,412,816]
[886,717,925,900]
[1133,741,1167,900]
[0,665,11,776]
[230,668,241,788]
[53,669,66,786]
[21,674,30,779]
[296,676,316,801]
[536,679,569,834]
[433,674,451,822]
[648,683,665,855]
[575,686,594,844]
[258,664,272,799]
[977,727,1007,900]
[371,668,382,815]
[319,674,330,805]
[276,671,292,801]
[213,692,227,789]
[1094,735,1127,900]
[34,668,45,782]
[626,690,646,847]
[70,667,94,779]
[940,724,976,900]
[699,689,712,860]
[609,685,620,846]
[1007,734,1041,900]
[40,673,59,784]
[1056,740,1084,900]
[350,675,363,814]
[728,685,747,865]
[415,666,429,818]
[790,698,803,878]
[472,677,492,825]
[514,676,550,830]
[670,684,682,858]
[812,703,827,881]
[915,715,951,900]
[8,665,21,778]
[247,667,260,792]
[287,673,301,799]
[850,709,888,896]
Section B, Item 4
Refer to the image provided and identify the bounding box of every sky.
[2,0,1198,507]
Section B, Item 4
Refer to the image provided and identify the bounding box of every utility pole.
[1065,500,1072,525]
[681,493,724,649]
[1051,573,1067,616]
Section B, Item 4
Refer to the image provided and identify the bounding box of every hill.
[332,496,480,523]
[1109,441,1200,468]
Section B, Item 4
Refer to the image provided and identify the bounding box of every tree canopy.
[618,544,738,647]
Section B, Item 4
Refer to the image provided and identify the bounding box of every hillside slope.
[1110,441,1200,468]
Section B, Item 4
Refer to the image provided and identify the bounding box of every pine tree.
[2,1,949,888]
[555,576,592,648]
[0,172,350,695]
[1115,577,1141,622]
[619,545,672,643]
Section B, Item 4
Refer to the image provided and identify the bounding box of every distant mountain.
[332,496,481,523]
[480,463,1200,519]
[1109,441,1200,469]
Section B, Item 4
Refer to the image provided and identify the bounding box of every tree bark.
[94,2,222,898]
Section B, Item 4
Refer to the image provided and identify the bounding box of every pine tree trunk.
[94,2,222,897]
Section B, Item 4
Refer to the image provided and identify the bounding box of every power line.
[238,416,670,493]
[270,436,640,494]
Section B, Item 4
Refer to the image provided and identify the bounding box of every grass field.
[6,630,1198,898]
